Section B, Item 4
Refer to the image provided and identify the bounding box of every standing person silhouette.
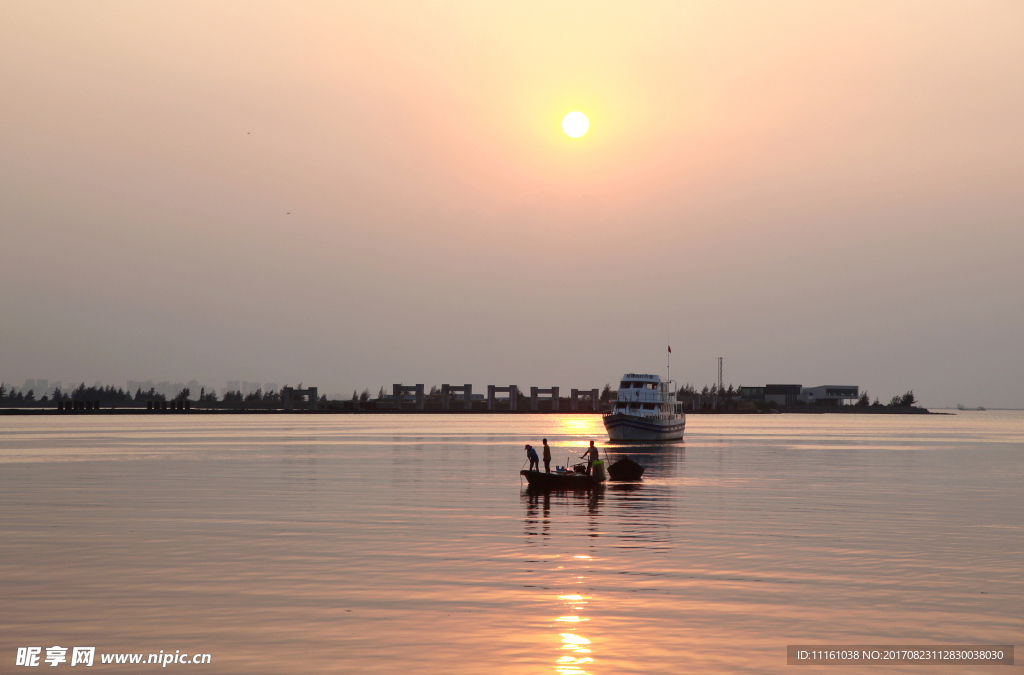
[525,444,539,472]
[581,440,599,475]
[542,438,552,473]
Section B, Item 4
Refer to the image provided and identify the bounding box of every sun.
[562,111,589,138]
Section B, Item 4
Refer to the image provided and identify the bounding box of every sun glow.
[562,111,589,138]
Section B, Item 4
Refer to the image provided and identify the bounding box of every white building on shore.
[798,385,859,405]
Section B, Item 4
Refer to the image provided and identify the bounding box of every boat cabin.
[611,374,684,418]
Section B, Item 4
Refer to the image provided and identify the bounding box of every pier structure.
[570,388,600,411]
[393,384,425,411]
[282,386,318,411]
[487,385,518,411]
[440,384,473,411]
[530,386,559,411]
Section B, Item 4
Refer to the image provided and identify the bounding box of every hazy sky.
[2,1,1022,407]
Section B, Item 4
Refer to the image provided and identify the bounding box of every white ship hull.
[603,412,685,442]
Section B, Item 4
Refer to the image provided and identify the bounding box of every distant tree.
[244,388,262,402]
[856,392,870,407]
[25,390,35,401]
[40,395,49,402]
[377,386,385,400]
[701,385,710,396]
[872,397,881,407]
[429,385,440,396]
[360,388,371,402]
[0,383,6,399]
[888,395,902,407]
[899,390,916,407]
[200,389,219,403]
[52,386,64,401]
[601,383,613,401]
[725,384,735,401]
[223,390,243,402]
[15,391,24,401]
[351,390,359,401]
[263,389,280,402]
[175,387,191,401]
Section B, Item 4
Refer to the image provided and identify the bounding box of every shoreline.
[0,407,944,416]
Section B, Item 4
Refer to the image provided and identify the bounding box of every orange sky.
[1,1,1022,405]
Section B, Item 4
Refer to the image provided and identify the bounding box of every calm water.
[1,412,1022,673]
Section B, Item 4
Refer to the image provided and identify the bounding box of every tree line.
[0,382,137,402]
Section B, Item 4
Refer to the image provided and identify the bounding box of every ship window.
[633,382,645,388]
[642,403,655,410]
[620,382,629,389]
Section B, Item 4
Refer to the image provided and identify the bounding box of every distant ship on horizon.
[957,404,986,411]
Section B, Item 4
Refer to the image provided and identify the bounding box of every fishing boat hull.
[603,413,685,442]
[520,470,601,490]
[607,456,645,481]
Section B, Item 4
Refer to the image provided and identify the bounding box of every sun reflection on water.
[557,633,594,674]
[553,557,595,674]
[552,416,605,438]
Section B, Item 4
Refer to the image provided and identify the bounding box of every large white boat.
[603,373,685,442]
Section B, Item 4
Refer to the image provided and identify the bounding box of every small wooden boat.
[520,469,602,490]
[607,456,645,481]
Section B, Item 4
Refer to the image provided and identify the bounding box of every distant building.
[799,385,859,405]
[739,386,764,402]
[739,383,859,406]
[765,384,802,406]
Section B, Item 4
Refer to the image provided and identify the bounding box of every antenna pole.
[667,328,671,383]
[717,356,723,392]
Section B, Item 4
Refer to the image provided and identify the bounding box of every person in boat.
[580,440,599,475]
[542,439,551,473]
[525,444,539,472]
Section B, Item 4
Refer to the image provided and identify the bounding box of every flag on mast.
[668,345,672,353]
